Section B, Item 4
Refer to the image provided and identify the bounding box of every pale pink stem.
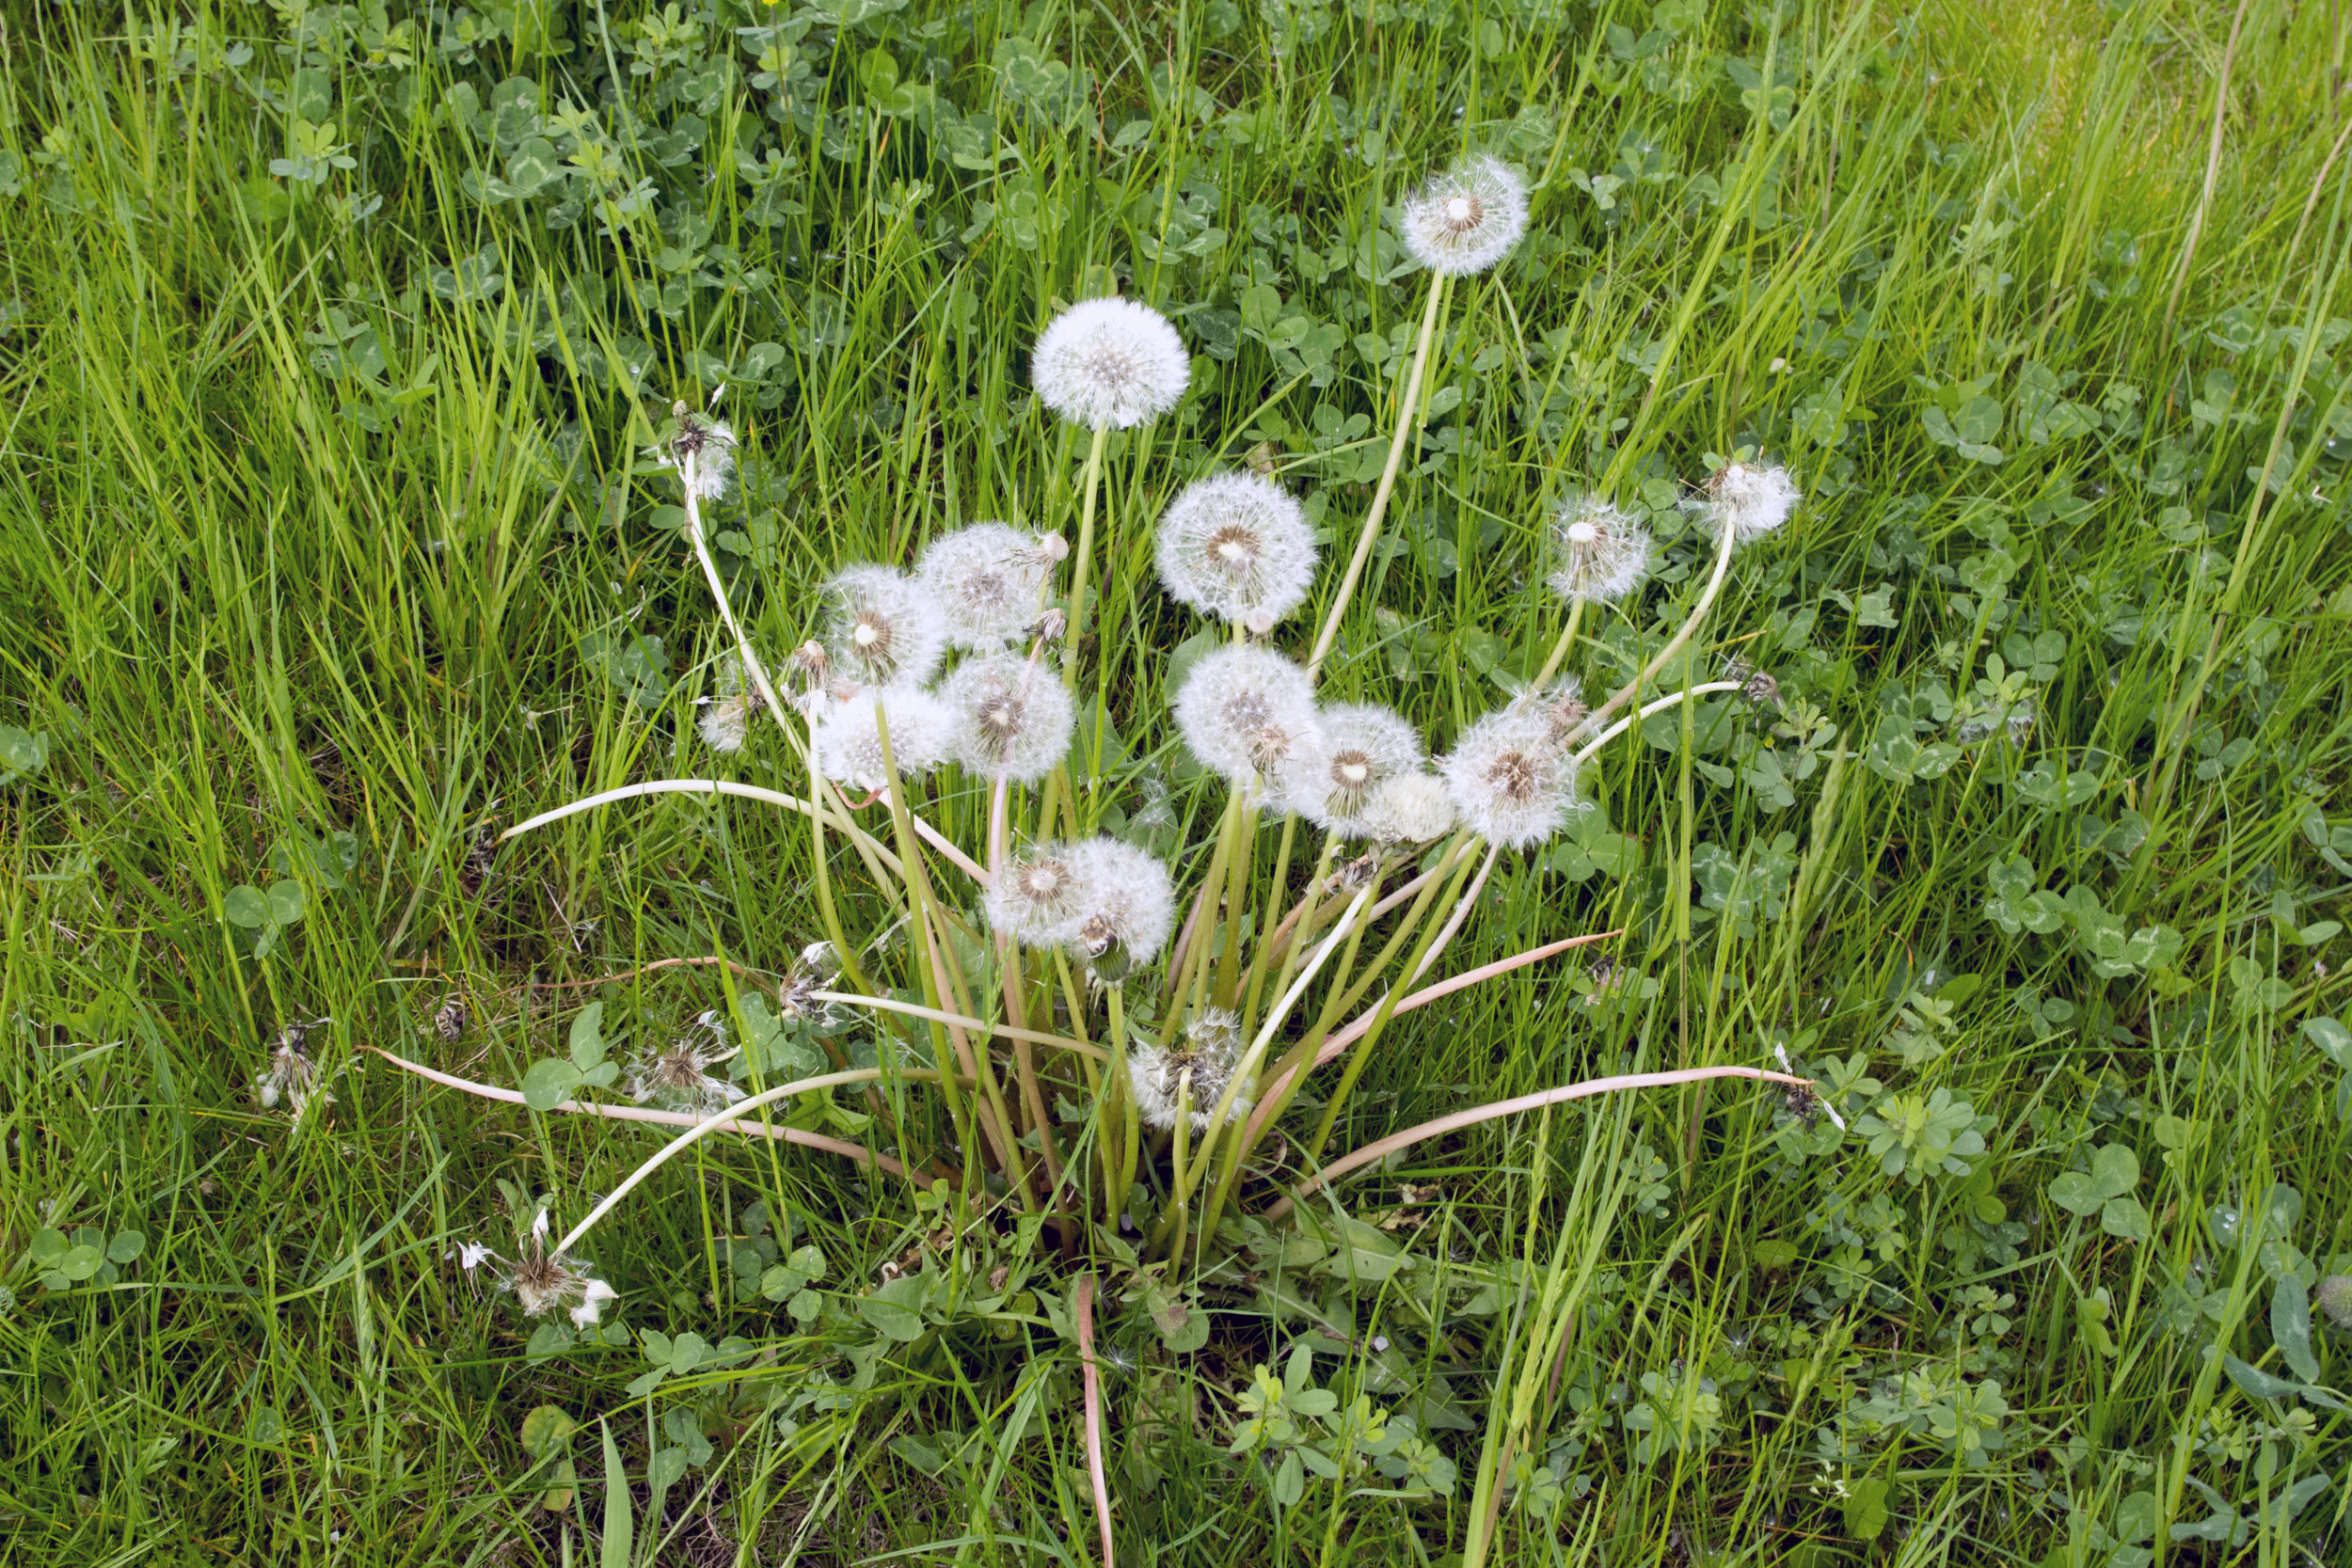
[1411,842,1499,985]
[805,990,1107,1061]
[1262,1064,1812,1222]
[1240,929,1621,1149]
[989,774,1011,880]
[367,1046,934,1186]
[914,810,990,885]
[1075,1275,1116,1568]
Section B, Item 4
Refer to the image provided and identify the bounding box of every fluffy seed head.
[822,565,949,689]
[918,522,1058,650]
[812,685,955,791]
[1361,770,1458,843]
[1400,155,1529,276]
[659,405,738,502]
[1172,644,1322,789]
[943,652,1073,784]
[1548,497,1652,604]
[698,655,768,753]
[2319,1274,2352,1330]
[1063,837,1176,980]
[984,842,1087,946]
[1286,703,1425,838]
[1707,462,1801,544]
[1127,1007,1253,1132]
[1440,693,1582,849]
[1155,473,1319,627]
[1031,297,1190,430]
[626,1016,743,1117]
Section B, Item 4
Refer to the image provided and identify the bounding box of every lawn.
[4,1,2351,1563]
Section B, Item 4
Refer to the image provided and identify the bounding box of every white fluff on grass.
[1031,298,1190,431]
[1154,472,1318,629]
[811,686,955,792]
[941,652,1073,784]
[1400,155,1529,277]
[1439,692,1581,849]
[917,522,1059,650]
[1171,643,1322,790]
[1547,497,1652,604]
[822,564,949,689]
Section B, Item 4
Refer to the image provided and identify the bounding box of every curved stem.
[1074,1275,1117,1568]
[1263,1065,1812,1223]
[805,990,1108,1062]
[1580,518,1738,737]
[1532,595,1586,690]
[1570,682,1746,767]
[1309,272,1445,679]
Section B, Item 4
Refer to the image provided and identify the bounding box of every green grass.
[4,0,2352,1562]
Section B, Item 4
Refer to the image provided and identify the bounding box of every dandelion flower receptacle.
[658,404,738,503]
[1400,155,1530,277]
[626,1017,745,1118]
[698,654,768,753]
[1128,1007,1251,1132]
[1548,498,1653,604]
[1155,472,1319,628]
[1064,837,1176,980]
[1361,770,1458,844]
[1289,702,1426,838]
[1031,298,1190,432]
[985,842,1088,946]
[812,686,955,792]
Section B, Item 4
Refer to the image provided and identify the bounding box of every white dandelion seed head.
[1707,461,1801,544]
[1400,155,1530,277]
[1439,692,1582,849]
[1126,1007,1252,1133]
[821,564,950,689]
[1064,837,1176,981]
[1031,297,1190,430]
[1284,703,1426,838]
[811,685,956,791]
[658,408,738,502]
[1360,769,1458,844]
[984,841,1088,946]
[625,1033,744,1117]
[569,1277,618,1329]
[697,654,768,753]
[943,652,1074,784]
[1172,643,1323,789]
[1547,497,1652,604]
[1154,472,1319,627]
[917,521,1059,650]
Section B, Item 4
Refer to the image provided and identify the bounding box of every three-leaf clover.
[224,880,306,958]
[522,1003,621,1110]
[2047,1143,2148,1239]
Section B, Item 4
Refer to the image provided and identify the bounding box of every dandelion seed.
[811,685,956,791]
[821,564,950,689]
[1706,461,1801,545]
[1722,655,1781,710]
[1287,703,1425,838]
[2319,1274,2352,1330]
[697,654,769,753]
[1127,1007,1251,1132]
[257,1022,332,1115]
[656,404,738,503]
[917,522,1060,650]
[1439,691,1581,849]
[455,1241,493,1273]
[1064,837,1176,981]
[1400,155,1529,277]
[1547,497,1652,604]
[1361,769,1457,844]
[985,842,1087,946]
[1154,472,1319,627]
[571,1277,619,1328]
[943,652,1074,784]
[1031,297,1190,431]
[625,1024,743,1117]
[1172,643,1322,790]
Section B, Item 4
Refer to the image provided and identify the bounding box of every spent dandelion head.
[1172,643,1322,790]
[1440,691,1582,849]
[697,653,768,753]
[821,564,949,689]
[1287,703,1425,838]
[2318,1274,2352,1330]
[943,651,1073,784]
[1361,769,1458,844]
[625,1014,743,1117]
[812,685,955,791]
[984,842,1087,946]
[917,521,1061,650]
[1127,1006,1251,1132]
[1547,497,1652,604]
[257,1021,331,1115]
[1154,472,1319,628]
[1706,461,1801,545]
[657,402,738,503]
[1400,155,1529,277]
[1031,297,1190,431]
[1064,837,1176,981]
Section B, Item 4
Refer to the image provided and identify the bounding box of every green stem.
[1060,421,1111,692]
[1533,596,1586,689]
[1239,812,1301,1037]
[1212,788,1263,1008]
[1107,982,1140,1222]
[1308,271,1446,679]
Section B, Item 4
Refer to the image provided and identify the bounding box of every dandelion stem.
[1107,982,1140,1217]
[1581,514,1739,737]
[1239,811,1300,1038]
[1569,682,1745,766]
[1309,271,1446,679]
[1263,1065,1814,1224]
[1533,596,1585,689]
[1060,421,1112,692]
[804,990,1107,1062]
[1074,1275,1117,1568]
